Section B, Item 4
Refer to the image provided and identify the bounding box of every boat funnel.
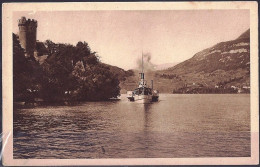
[140,73,144,80]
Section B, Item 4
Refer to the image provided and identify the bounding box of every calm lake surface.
[13,94,250,159]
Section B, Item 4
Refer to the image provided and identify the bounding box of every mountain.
[156,29,250,93]
[120,29,250,93]
[167,29,250,73]
[237,29,250,39]
[154,62,179,70]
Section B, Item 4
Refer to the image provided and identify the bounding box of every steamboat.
[127,53,159,103]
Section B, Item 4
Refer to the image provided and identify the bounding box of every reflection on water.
[14,94,250,159]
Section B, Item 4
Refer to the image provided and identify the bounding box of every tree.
[40,40,120,102]
[13,33,42,102]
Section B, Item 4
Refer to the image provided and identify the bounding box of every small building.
[242,86,250,89]
[231,85,238,90]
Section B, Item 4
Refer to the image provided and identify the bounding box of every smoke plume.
[136,52,155,72]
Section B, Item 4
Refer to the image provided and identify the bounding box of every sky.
[13,10,249,70]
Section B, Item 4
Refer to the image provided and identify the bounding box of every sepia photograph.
[2,2,259,166]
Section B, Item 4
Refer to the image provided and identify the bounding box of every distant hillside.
[157,29,250,93]
[237,29,250,39]
[101,63,135,81]
[154,62,179,70]
[165,34,250,74]
[120,29,250,94]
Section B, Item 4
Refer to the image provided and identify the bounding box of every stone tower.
[18,17,37,58]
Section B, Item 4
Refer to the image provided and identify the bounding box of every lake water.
[13,94,250,159]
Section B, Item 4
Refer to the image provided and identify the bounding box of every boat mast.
[141,51,144,80]
[142,52,144,95]
[140,51,144,81]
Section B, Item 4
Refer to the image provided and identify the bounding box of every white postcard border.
[2,2,259,166]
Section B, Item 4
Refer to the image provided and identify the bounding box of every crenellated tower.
[18,17,37,58]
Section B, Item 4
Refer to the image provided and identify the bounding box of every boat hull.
[134,95,152,103]
[127,92,159,103]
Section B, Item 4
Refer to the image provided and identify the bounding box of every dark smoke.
[136,52,155,72]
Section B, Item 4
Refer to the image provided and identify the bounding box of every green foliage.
[13,33,42,102]
[39,40,120,102]
[71,62,120,100]
[13,36,121,103]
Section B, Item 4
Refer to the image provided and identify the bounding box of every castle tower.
[18,17,37,58]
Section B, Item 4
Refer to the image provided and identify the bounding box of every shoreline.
[13,93,250,109]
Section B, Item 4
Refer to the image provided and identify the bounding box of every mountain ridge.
[120,28,250,93]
